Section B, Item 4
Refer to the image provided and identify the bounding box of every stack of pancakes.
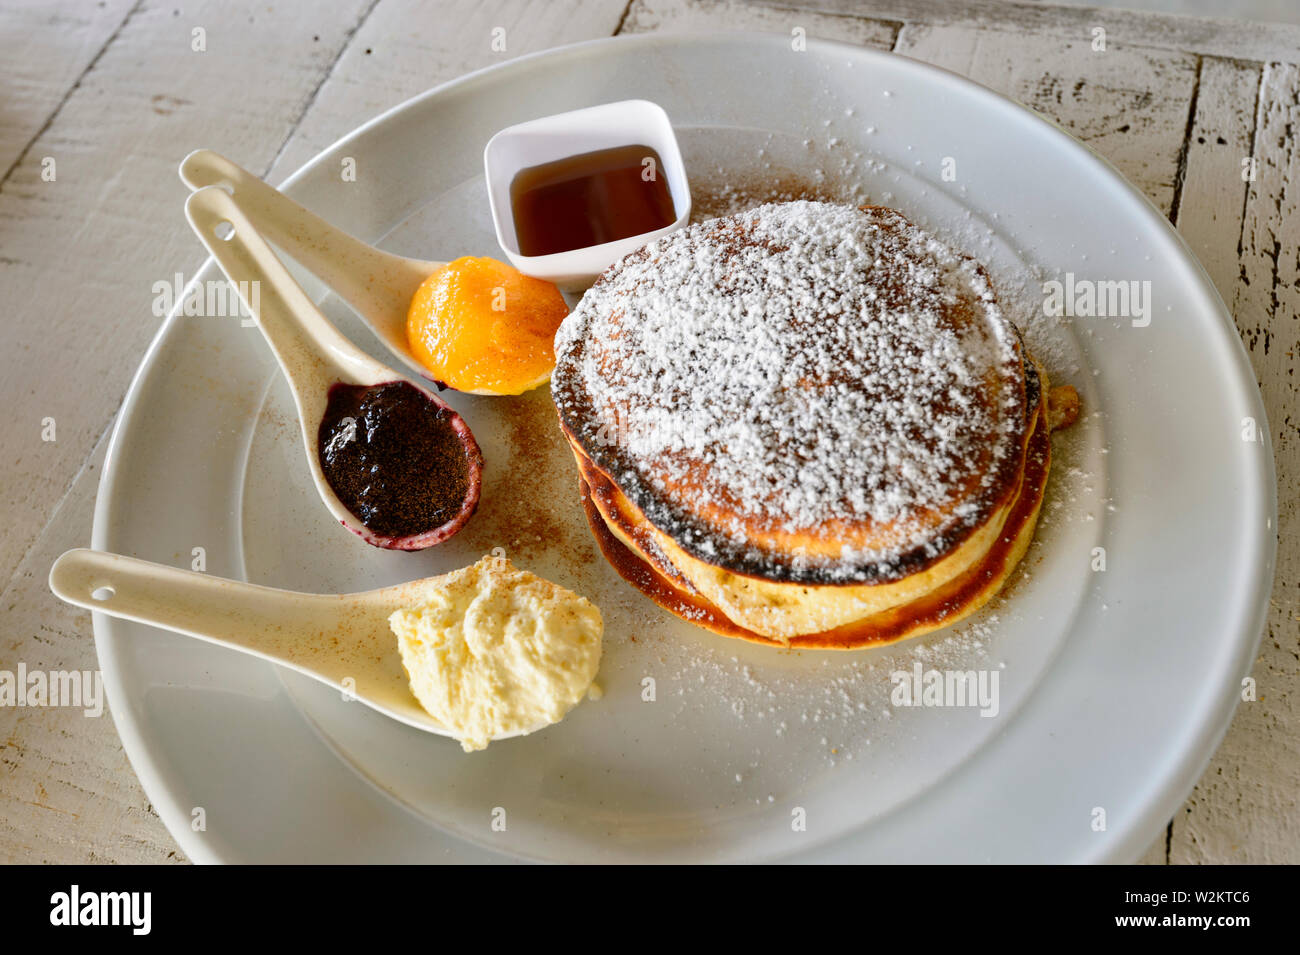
[553,201,1077,649]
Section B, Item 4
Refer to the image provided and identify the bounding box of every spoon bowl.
[184,185,482,550]
[49,549,548,741]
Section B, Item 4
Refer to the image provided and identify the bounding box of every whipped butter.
[388,555,603,752]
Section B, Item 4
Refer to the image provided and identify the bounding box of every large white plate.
[92,33,1276,863]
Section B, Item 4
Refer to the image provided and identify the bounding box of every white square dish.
[483,99,691,289]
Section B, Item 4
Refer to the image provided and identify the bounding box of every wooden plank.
[1160,53,1266,865]
[895,22,1199,216]
[0,434,183,863]
[0,0,376,591]
[0,0,138,178]
[1171,56,1260,302]
[760,0,1300,62]
[270,0,631,180]
[620,0,898,45]
[1172,61,1300,864]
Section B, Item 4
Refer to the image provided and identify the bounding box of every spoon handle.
[184,185,387,398]
[50,550,518,740]
[49,547,438,728]
[49,548,345,660]
[180,150,440,357]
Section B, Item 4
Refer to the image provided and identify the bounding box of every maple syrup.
[510,144,676,257]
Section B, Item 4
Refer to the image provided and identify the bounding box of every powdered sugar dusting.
[554,201,1027,583]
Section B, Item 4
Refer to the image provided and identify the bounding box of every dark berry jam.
[318,380,477,540]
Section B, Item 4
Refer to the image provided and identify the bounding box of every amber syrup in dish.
[509,144,676,256]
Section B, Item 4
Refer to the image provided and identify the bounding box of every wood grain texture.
[0,0,138,178]
[1174,60,1300,864]
[1173,56,1260,299]
[0,433,183,863]
[269,0,630,183]
[1,0,1296,864]
[895,22,1198,216]
[620,0,897,44]
[761,0,1300,62]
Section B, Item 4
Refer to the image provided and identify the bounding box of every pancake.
[552,200,1076,648]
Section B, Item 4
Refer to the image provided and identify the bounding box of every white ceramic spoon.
[49,549,545,743]
[180,149,445,382]
[184,185,482,550]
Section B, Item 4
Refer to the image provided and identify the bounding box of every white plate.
[92,33,1276,863]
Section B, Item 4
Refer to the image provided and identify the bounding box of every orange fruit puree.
[406,256,569,395]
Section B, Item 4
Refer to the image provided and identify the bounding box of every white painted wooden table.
[1,0,1295,864]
